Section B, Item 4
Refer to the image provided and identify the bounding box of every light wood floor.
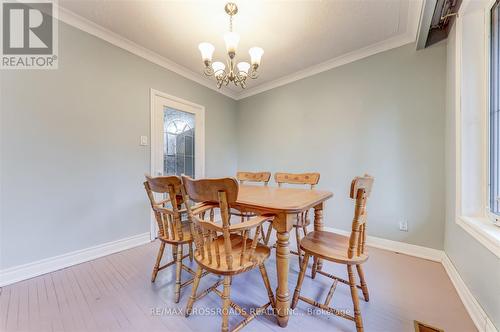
[0,241,476,332]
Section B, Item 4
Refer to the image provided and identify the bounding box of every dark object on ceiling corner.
[417,0,462,50]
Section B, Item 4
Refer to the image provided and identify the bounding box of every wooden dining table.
[234,184,333,327]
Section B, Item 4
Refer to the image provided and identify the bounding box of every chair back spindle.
[347,175,374,259]
[218,190,234,270]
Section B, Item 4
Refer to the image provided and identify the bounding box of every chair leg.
[174,244,183,303]
[260,224,266,243]
[356,264,369,302]
[348,265,364,332]
[172,244,178,260]
[295,226,302,267]
[189,242,194,262]
[221,276,232,332]
[259,264,275,309]
[300,225,308,260]
[185,266,203,317]
[263,222,273,245]
[311,257,319,279]
[151,241,166,282]
[292,253,310,309]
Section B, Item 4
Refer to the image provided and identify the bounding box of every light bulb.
[237,62,250,76]
[249,47,264,66]
[212,61,226,74]
[198,42,215,62]
[224,32,240,55]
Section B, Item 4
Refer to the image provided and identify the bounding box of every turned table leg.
[274,213,294,327]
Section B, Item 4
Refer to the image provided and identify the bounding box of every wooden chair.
[236,171,271,185]
[144,175,209,303]
[231,171,273,245]
[181,176,276,332]
[291,175,374,332]
[274,172,320,266]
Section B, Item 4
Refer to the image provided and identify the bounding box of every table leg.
[312,203,324,278]
[274,213,294,327]
[275,230,290,327]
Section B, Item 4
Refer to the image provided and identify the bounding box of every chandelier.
[198,3,264,89]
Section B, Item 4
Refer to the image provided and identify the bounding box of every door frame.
[149,88,205,239]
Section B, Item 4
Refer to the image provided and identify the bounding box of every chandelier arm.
[238,75,248,89]
[204,65,214,76]
[249,70,259,79]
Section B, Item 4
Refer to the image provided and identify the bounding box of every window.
[490,1,500,224]
[454,2,500,257]
[163,107,195,178]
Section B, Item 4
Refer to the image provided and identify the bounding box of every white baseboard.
[441,255,498,332]
[325,227,497,332]
[0,232,151,287]
[324,227,444,262]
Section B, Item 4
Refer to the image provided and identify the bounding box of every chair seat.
[159,222,193,244]
[300,231,368,265]
[195,233,271,275]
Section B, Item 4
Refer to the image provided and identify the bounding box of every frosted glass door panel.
[163,107,195,178]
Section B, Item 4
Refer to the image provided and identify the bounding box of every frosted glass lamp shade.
[249,47,264,66]
[237,62,250,76]
[224,32,240,54]
[198,42,215,62]
[212,61,226,74]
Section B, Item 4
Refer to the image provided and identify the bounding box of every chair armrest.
[154,206,174,215]
[229,215,274,232]
[156,201,218,218]
[190,202,218,215]
[178,202,213,214]
[198,220,223,233]
[153,198,171,207]
[197,214,273,233]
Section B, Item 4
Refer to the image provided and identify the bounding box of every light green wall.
[0,22,237,269]
[236,42,447,250]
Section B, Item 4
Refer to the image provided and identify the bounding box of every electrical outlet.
[399,220,408,232]
[140,136,148,146]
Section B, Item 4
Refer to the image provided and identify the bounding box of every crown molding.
[235,33,416,100]
[56,6,239,100]
[57,1,423,101]
[236,0,424,100]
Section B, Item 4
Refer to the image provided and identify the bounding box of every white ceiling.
[58,0,423,99]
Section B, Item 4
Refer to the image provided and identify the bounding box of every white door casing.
[149,88,205,239]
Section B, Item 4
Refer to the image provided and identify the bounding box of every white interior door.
[150,89,205,238]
